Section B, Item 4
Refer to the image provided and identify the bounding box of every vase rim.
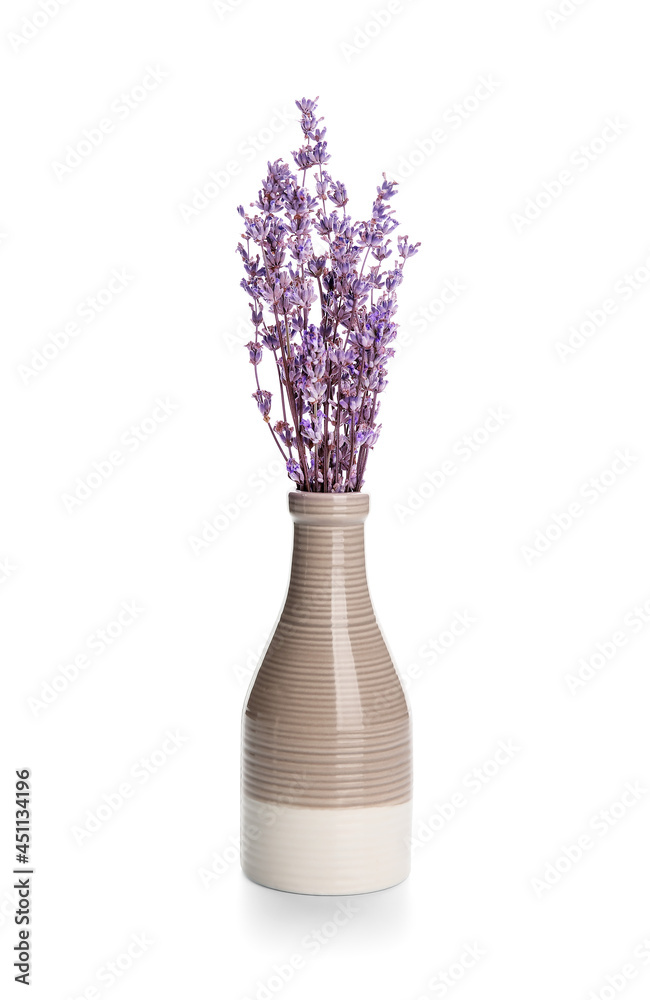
[288,490,369,524]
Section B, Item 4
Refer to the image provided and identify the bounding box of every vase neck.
[286,492,370,610]
[288,491,369,526]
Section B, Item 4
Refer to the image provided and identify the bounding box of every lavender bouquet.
[237,97,419,492]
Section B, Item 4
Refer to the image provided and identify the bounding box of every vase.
[241,491,412,895]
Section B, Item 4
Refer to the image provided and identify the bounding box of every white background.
[2,0,650,997]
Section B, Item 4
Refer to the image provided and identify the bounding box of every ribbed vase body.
[241,491,412,894]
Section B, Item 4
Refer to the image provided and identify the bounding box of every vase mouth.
[288,490,369,525]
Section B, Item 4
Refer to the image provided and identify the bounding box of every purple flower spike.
[286,458,304,482]
[397,235,421,259]
[296,97,319,115]
[245,341,263,365]
[252,389,272,422]
[236,97,419,492]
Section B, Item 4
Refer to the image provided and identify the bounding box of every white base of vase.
[241,796,412,895]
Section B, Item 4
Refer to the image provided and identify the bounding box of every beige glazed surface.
[241,491,413,894]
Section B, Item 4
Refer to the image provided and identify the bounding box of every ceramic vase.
[241,491,412,895]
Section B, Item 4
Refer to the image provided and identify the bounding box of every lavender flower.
[245,341,263,365]
[237,97,419,492]
[252,389,272,421]
[286,458,304,482]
